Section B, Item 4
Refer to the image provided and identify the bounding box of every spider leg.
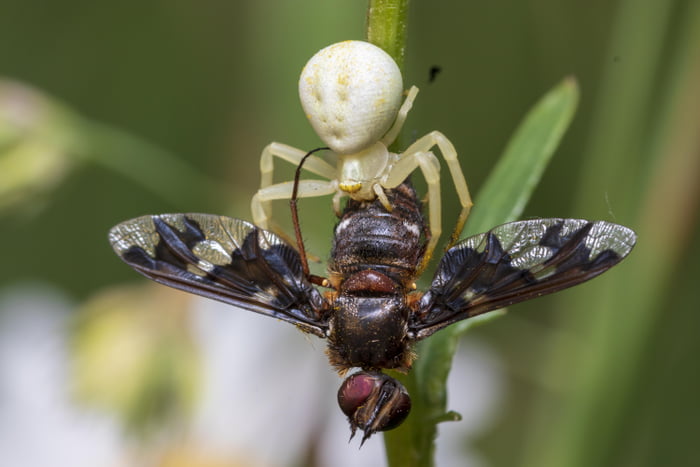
[381,86,419,147]
[252,179,337,229]
[256,142,336,229]
[383,150,441,273]
[401,131,473,248]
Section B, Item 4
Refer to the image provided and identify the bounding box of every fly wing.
[109,213,328,337]
[412,219,636,340]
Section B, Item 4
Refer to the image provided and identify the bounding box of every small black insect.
[428,65,442,83]
[109,182,636,443]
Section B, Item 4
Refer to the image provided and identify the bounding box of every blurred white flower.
[0,284,123,467]
[71,285,200,434]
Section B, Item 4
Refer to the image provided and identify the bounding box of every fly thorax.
[327,270,410,371]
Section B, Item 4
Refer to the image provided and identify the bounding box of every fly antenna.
[290,147,330,286]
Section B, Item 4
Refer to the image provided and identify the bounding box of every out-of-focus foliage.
[1,1,698,466]
[0,80,81,214]
[71,285,200,435]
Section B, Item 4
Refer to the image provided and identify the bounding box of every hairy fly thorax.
[325,181,426,373]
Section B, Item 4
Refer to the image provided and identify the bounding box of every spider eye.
[299,40,403,154]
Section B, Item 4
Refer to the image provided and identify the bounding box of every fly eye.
[337,371,412,444]
[337,372,376,416]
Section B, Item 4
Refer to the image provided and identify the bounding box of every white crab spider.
[251,40,472,266]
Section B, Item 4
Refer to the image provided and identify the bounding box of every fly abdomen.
[329,181,426,287]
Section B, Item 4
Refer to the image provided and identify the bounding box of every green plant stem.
[366,0,410,70]
[366,1,418,464]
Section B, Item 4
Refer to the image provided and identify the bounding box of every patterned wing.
[412,219,636,339]
[109,213,328,336]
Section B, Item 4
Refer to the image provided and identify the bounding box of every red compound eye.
[338,372,377,416]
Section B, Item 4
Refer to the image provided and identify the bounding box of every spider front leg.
[401,131,473,248]
[383,149,442,273]
[253,142,336,229]
[251,179,338,230]
[382,131,473,272]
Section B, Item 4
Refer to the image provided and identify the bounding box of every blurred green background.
[1,1,698,466]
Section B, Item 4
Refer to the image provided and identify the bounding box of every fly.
[109,153,637,444]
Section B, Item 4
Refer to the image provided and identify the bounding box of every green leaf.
[384,77,579,467]
[467,76,580,235]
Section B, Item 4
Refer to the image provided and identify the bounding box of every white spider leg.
[251,179,337,229]
[257,142,336,230]
[381,86,419,147]
[372,183,392,211]
[260,142,336,188]
[331,191,342,217]
[383,150,442,271]
[401,131,473,245]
